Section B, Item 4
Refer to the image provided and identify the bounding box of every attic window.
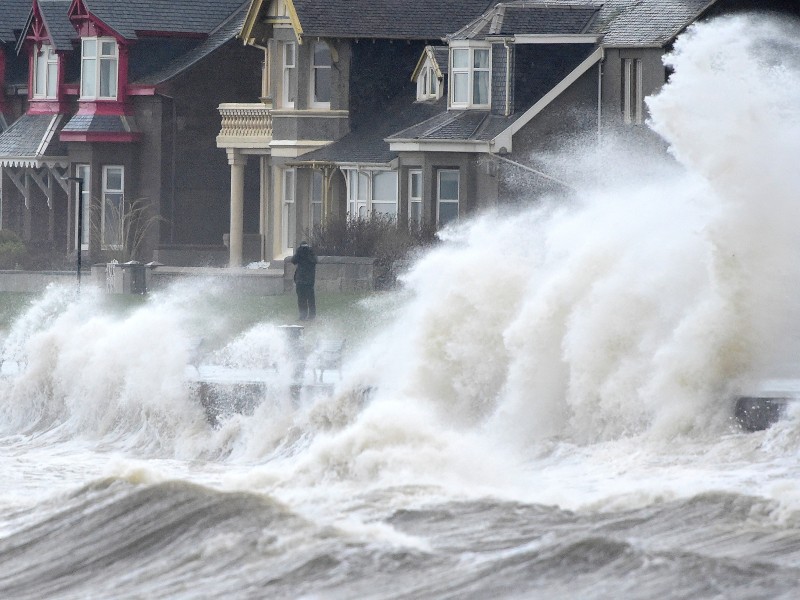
[80,37,118,100]
[450,46,490,109]
[416,63,440,101]
[33,44,58,99]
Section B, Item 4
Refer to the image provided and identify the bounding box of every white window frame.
[311,169,324,227]
[408,169,422,226]
[437,169,459,226]
[622,58,643,125]
[75,164,90,250]
[282,168,296,254]
[80,37,118,100]
[281,41,296,108]
[416,62,440,101]
[310,41,332,108]
[344,168,398,220]
[101,165,124,250]
[268,0,290,17]
[449,45,490,108]
[33,44,58,99]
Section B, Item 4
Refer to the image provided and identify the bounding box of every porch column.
[227,149,247,267]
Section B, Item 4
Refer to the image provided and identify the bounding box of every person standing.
[291,241,317,320]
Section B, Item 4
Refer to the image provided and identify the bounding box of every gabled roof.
[0,113,67,167]
[596,0,715,46]
[449,0,718,47]
[388,109,520,144]
[134,2,249,85]
[38,0,74,51]
[450,2,602,40]
[410,45,449,83]
[244,0,501,42]
[82,0,250,39]
[0,0,31,44]
[296,96,447,166]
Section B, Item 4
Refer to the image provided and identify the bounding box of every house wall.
[600,47,665,130]
[157,40,262,249]
[502,64,600,201]
[66,142,137,262]
[491,43,511,116]
[268,28,351,144]
[396,152,476,225]
[132,94,164,257]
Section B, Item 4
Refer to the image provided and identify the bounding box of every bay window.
[282,42,296,108]
[450,47,490,108]
[102,166,124,249]
[346,169,398,219]
[33,44,58,99]
[437,170,459,226]
[311,169,324,227]
[282,169,296,252]
[75,164,90,250]
[408,170,422,226]
[311,41,331,107]
[81,38,118,99]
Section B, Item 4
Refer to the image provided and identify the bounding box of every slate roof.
[431,47,449,72]
[411,45,449,82]
[38,0,75,51]
[134,3,249,85]
[388,109,521,143]
[594,0,714,46]
[84,0,249,39]
[0,114,67,164]
[296,97,448,166]
[291,0,500,40]
[61,114,138,134]
[0,0,30,44]
[450,3,601,40]
[450,1,716,46]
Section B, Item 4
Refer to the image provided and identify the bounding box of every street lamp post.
[65,176,84,291]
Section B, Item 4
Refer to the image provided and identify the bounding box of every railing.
[216,103,272,147]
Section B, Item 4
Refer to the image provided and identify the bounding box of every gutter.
[490,153,576,191]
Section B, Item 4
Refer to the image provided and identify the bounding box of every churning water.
[2,14,800,599]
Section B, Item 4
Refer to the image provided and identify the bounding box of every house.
[220,0,800,268]
[218,0,500,266]
[0,0,261,267]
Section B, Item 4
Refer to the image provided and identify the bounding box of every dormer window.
[310,41,331,108]
[80,37,118,100]
[417,64,440,101]
[450,46,490,108]
[33,44,58,99]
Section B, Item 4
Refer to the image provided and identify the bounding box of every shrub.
[307,215,437,288]
[0,230,28,270]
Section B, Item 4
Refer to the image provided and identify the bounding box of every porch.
[216,102,273,268]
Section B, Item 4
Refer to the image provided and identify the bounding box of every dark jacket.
[291,244,317,286]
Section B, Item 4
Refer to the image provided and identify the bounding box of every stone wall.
[0,255,378,296]
[283,256,377,293]
[0,270,79,292]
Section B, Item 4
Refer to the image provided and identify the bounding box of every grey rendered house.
[219,0,498,266]
[0,0,261,267]
[221,0,800,267]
